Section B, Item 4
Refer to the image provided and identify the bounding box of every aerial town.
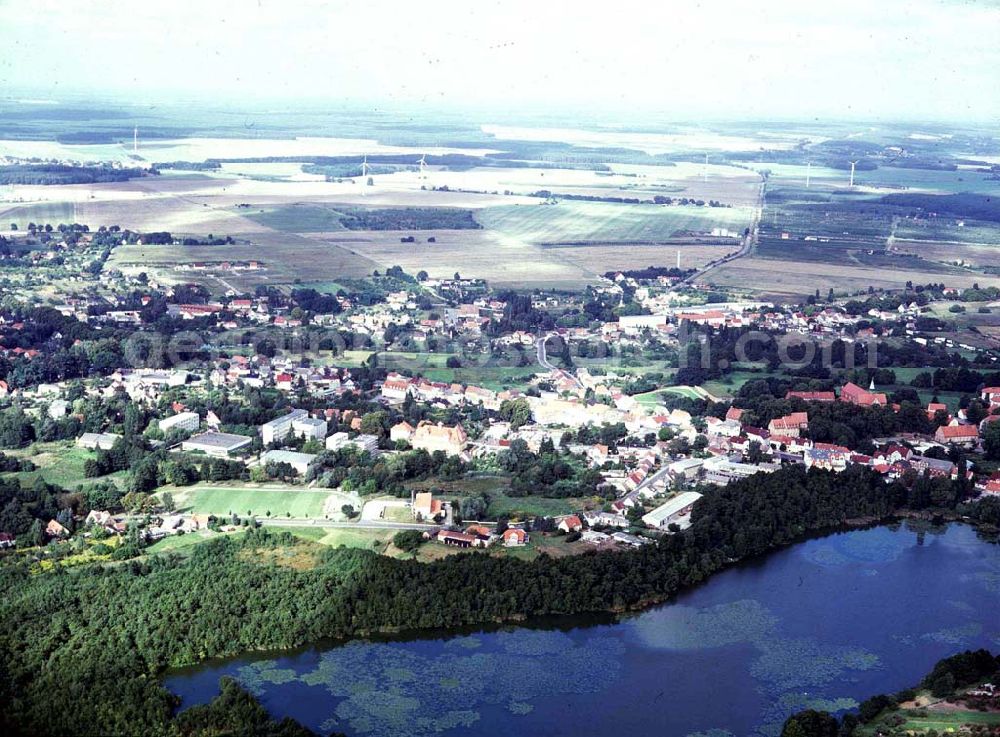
[1,225,998,564]
[4,2,1000,735]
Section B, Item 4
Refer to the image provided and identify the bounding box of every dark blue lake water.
[166,524,1000,737]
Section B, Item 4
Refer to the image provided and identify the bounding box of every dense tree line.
[0,164,147,185]
[337,207,481,231]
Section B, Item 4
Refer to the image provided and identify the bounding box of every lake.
[166,524,1000,737]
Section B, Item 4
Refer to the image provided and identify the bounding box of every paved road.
[679,177,766,286]
[624,464,673,503]
[536,333,585,390]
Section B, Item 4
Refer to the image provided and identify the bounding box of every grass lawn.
[146,529,221,554]
[378,351,458,370]
[701,370,771,397]
[857,707,1000,735]
[485,494,580,520]
[268,526,392,551]
[890,366,931,383]
[3,441,126,490]
[661,385,704,400]
[633,390,668,408]
[915,389,965,412]
[421,366,538,391]
[376,350,543,390]
[299,280,349,294]
[168,485,333,518]
[406,475,513,498]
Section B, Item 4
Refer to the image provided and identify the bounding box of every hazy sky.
[2,0,999,121]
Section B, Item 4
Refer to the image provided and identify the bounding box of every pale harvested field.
[3,174,536,233]
[108,231,377,289]
[370,161,761,207]
[0,136,501,166]
[545,243,739,275]
[299,231,739,287]
[705,256,1000,299]
[480,125,822,154]
[893,239,1000,268]
[477,201,752,244]
[302,229,593,289]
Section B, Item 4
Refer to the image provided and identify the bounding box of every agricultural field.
[541,243,739,276]
[163,484,355,519]
[248,203,349,232]
[107,230,377,291]
[707,254,1000,300]
[303,228,594,289]
[0,201,77,228]
[476,201,751,245]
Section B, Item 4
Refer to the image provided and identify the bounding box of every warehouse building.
[182,431,253,458]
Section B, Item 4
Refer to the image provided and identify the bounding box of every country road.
[679,176,766,286]
[536,333,585,390]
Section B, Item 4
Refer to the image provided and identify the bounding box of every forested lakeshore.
[781,649,1000,737]
[2,465,999,737]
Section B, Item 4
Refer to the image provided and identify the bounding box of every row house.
[767,411,809,438]
[934,423,979,447]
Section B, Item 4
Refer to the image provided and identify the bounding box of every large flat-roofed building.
[159,411,200,434]
[260,408,309,445]
[325,432,379,454]
[641,491,703,530]
[260,449,317,475]
[182,431,253,458]
[292,416,327,441]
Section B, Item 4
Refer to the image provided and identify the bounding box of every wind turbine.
[133,126,138,154]
[360,154,371,196]
[805,162,811,188]
[703,153,709,184]
[848,160,859,189]
[418,153,428,178]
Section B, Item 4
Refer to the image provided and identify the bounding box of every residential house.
[411,422,468,457]
[935,424,979,446]
[46,519,69,538]
[413,492,443,521]
[502,528,529,547]
[390,421,415,443]
[77,432,122,451]
[557,515,583,533]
